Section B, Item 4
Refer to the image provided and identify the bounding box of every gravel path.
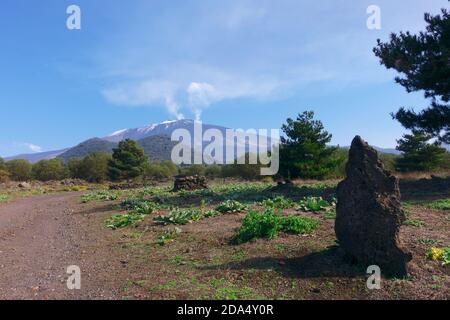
[0,193,124,300]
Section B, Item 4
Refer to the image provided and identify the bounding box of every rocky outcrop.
[173,175,208,192]
[335,136,411,276]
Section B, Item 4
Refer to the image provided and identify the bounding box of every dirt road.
[0,193,125,300]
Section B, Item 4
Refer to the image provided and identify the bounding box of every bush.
[0,169,10,183]
[142,161,178,181]
[69,152,111,182]
[6,159,32,181]
[32,158,68,181]
[280,215,319,234]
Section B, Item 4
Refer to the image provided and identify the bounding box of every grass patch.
[424,199,450,210]
[214,287,256,300]
[156,227,182,246]
[403,219,425,227]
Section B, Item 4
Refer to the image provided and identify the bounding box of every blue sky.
[0,0,447,157]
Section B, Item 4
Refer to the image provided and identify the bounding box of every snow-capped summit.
[103,119,197,142]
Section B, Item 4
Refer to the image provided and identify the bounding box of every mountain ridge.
[5,119,438,163]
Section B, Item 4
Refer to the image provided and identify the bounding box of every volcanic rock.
[335,136,411,276]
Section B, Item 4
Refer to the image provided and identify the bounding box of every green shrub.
[6,159,32,181]
[32,158,68,181]
[260,196,295,209]
[297,196,333,212]
[216,200,247,214]
[232,209,282,244]
[154,208,202,225]
[280,215,319,234]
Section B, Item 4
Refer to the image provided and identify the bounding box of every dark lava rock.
[335,136,411,276]
[173,175,208,192]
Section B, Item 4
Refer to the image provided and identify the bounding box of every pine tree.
[374,9,450,144]
[395,132,447,172]
[279,111,343,179]
[108,139,147,181]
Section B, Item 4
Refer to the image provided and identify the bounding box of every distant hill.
[4,149,69,164]
[57,135,177,162]
[59,138,117,162]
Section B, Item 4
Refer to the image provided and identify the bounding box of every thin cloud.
[23,143,42,153]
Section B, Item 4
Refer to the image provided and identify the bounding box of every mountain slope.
[58,138,117,162]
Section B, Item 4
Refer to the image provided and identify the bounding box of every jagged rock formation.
[335,136,411,276]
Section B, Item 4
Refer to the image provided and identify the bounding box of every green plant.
[156,227,182,246]
[216,200,247,214]
[260,196,295,209]
[0,194,9,203]
[81,190,118,203]
[426,246,450,266]
[403,219,425,227]
[297,196,331,212]
[204,209,220,218]
[280,215,319,235]
[232,209,282,244]
[154,208,202,225]
[105,213,144,229]
[425,199,450,210]
[121,198,159,215]
[323,209,336,220]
